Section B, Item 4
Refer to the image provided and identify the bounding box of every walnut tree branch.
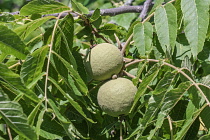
[2,5,149,18]
[139,0,153,20]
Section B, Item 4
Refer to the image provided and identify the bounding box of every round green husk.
[97,78,137,117]
[85,43,123,81]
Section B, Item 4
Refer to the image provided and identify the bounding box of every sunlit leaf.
[134,22,153,57]
[20,0,70,16]
[14,16,55,40]
[154,3,177,53]
[71,0,89,14]
[181,0,209,58]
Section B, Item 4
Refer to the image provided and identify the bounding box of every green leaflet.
[14,16,55,40]
[181,0,209,58]
[20,45,49,88]
[71,0,89,14]
[0,63,40,103]
[0,25,27,59]
[20,0,70,16]
[0,88,37,140]
[130,67,160,113]
[48,77,95,123]
[148,81,191,139]
[134,22,153,57]
[154,3,177,54]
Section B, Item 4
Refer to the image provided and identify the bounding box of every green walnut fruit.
[85,43,123,81]
[97,78,137,117]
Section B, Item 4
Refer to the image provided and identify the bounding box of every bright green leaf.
[154,3,177,53]
[20,0,70,16]
[71,0,89,14]
[134,22,153,57]
[14,16,54,40]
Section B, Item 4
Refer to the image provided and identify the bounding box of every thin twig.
[167,115,174,140]
[125,59,210,106]
[120,116,123,140]
[7,125,13,140]
[123,70,153,91]
[121,33,133,56]
[139,0,153,20]
[114,33,122,50]
[2,6,146,18]
[44,11,71,110]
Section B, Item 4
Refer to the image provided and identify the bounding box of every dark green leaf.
[130,67,160,112]
[48,77,95,123]
[0,88,37,140]
[0,63,40,103]
[20,45,49,88]
[148,81,191,139]
[90,9,101,21]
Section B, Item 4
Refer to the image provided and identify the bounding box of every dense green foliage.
[0,0,210,139]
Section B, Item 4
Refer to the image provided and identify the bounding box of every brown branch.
[139,0,153,20]
[1,5,149,18]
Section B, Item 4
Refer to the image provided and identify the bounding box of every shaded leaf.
[48,77,95,123]
[54,14,77,70]
[52,51,88,95]
[148,81,191,139]
[130,67,160,112]
[20,45,49,87]
[111,13,136,30]
[134,22,153,57]
[0,63,39,103]
[20,0,70,16]
[0,25,27,59]
[175,103,207,140]
[199,134,210,140]
[0,88,37,140]
[181,0,209,58]
[128,72,177,139]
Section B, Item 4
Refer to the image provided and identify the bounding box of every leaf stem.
[120,116,123,140]
[44,11,71,110]
[167,115,174,140]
